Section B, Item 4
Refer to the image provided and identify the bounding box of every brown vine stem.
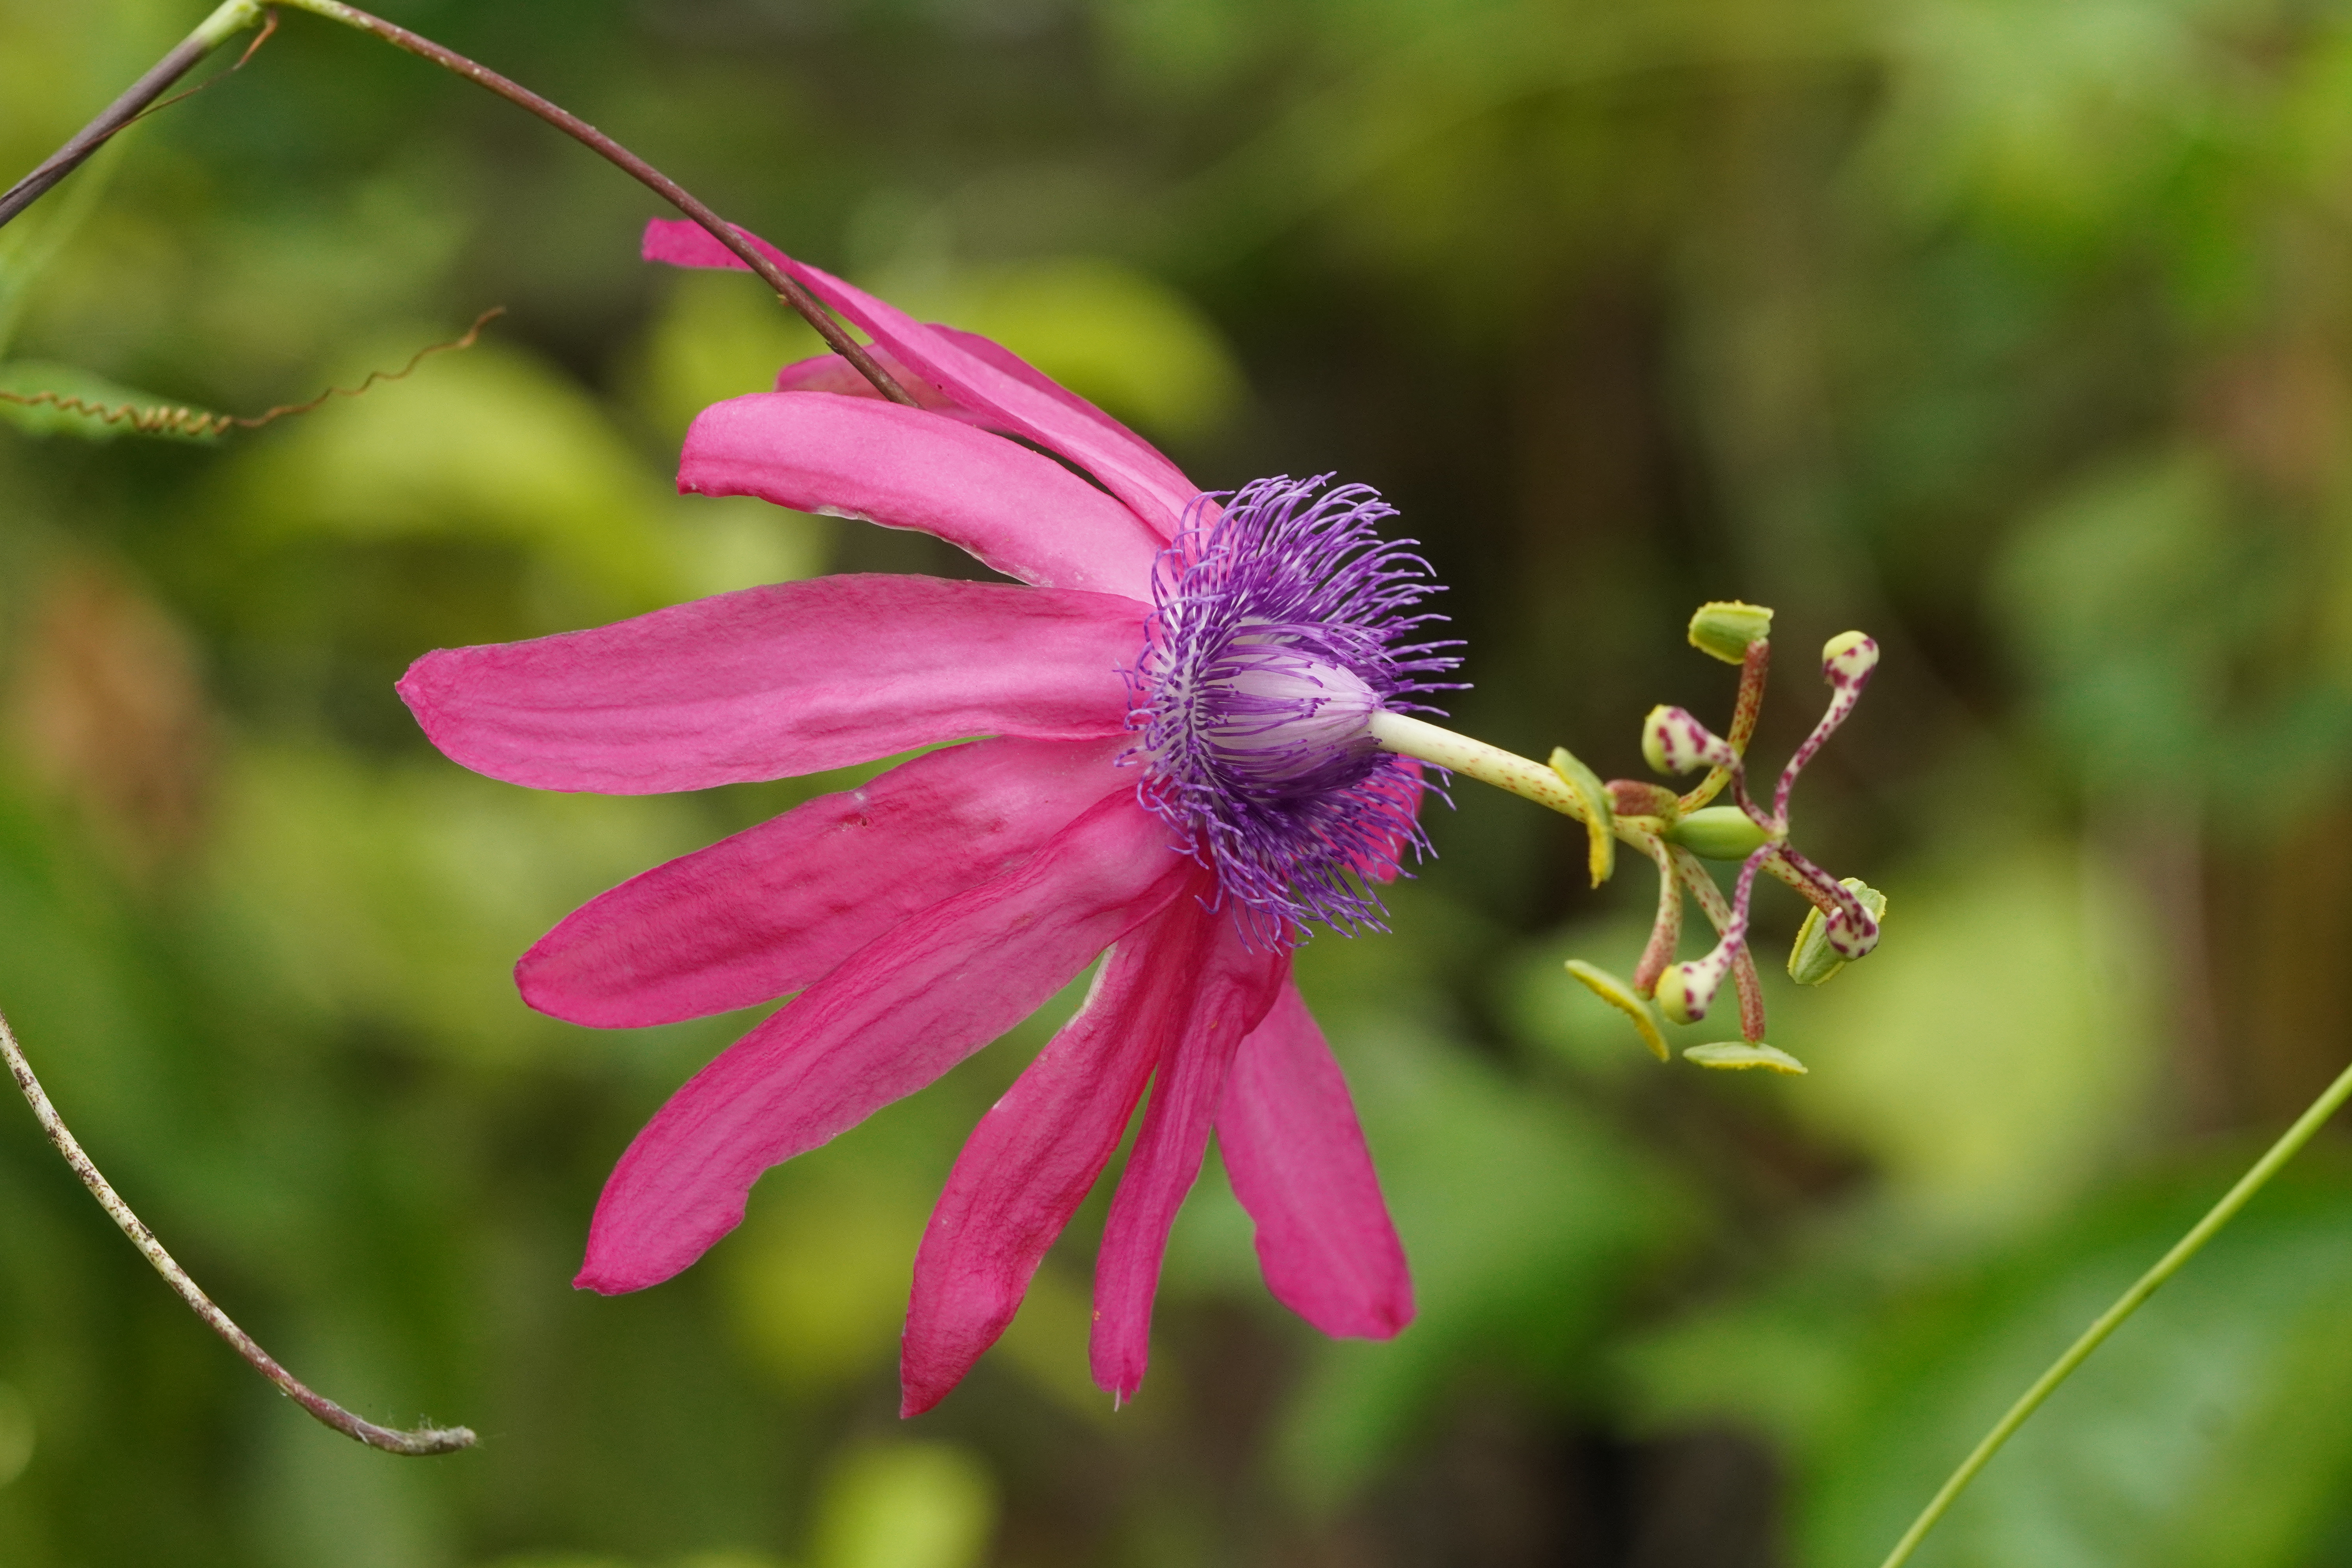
[0,0,916,407]
[0,2,263,229]
[0,1005,474,1456]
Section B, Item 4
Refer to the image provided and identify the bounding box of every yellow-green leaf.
[1564,959,1667,1062]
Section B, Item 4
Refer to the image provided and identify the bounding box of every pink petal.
[519,735,1132,1028]
[928,323,1180,482]
[398,575,1141,793]
[771,335,1174,469]
[898,873,1220,1417]
[681,393,1163,597]
[642,219,1198,538]
[1088,919,1291,1401]
[1216,983,1414,1339]
[1354,755,1426,884]
[575,794,1190,1294]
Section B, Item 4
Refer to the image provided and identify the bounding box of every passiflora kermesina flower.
[396,221,1456,1412]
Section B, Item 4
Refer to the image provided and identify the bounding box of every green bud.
[1652,963,1693,1026]
[1788,878,1888,985]
[1665,805,1768,860]
[1642,705,1733,776]
[1821,630,1878,685]
[1684,1042,1808,1075]
[1688,601,1774,665]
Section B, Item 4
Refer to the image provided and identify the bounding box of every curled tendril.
[0,307,504,441]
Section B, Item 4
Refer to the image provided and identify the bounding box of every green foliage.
[1778,840,2159,1233]
[809,1444,996,1568]
[6,0,2352,1561]
[1629,1164,2352,1568]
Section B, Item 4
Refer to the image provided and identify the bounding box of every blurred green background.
[5,0,2352,1563]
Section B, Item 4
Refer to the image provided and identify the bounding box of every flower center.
[1125,475,1460,938]
[1190,626,1380,788]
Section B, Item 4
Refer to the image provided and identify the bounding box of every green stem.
[1876,1056,2352,1568]
[1367,711,1589,819]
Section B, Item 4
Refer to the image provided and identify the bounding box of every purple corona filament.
[1125,475,1463,940]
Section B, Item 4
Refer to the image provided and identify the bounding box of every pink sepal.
[681,393,1162,597]
[642,219,1196,539]
[898,873,1219,1416]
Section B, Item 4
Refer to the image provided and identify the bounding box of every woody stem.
[0,0,918,407]
[0,0,261,227]
[0,1005,474,1456]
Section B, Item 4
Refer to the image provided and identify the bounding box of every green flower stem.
[1877,1055,2352,1568]
[0,0,261,228]
[0,1005,474,1455]
[1368,711,1589,820]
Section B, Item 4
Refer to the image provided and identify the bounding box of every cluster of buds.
[1548,603,1887,1075]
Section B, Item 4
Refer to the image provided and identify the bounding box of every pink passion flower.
[396,220,1460,1413]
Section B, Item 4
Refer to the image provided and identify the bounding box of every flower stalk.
[1877,1055,2352,1568]
[0,1005,474,1456]
[1364,711,1588,818]
[1372,601,1882,1069]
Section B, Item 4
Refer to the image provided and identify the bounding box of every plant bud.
[1641,706,1735,776]
[1652,963,1692,1025]
[1688,601,1775,665]
[1821,630,1879,685]
[1665,805,1768,860]
[1788,878,1888,984]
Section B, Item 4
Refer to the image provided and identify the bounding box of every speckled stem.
[1368,711,1590,819]
[1681,638,1771,814]
[1768,842,1875,946]
[0,1006,474,1456]
[1762,849,1842,914]
[1627,828,1684,994]
[1774,651,1875,825]
[1668,846,1767,1034]
[1733,943,1768,1043]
